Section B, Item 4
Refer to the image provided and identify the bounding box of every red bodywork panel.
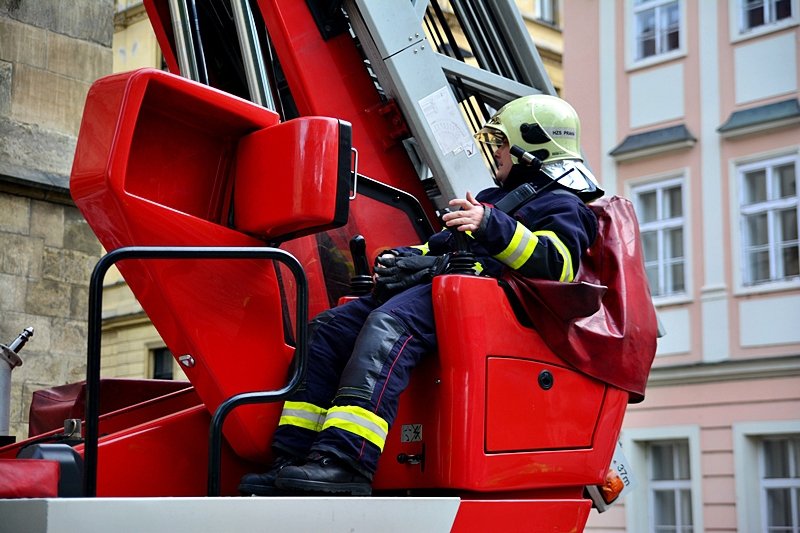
[70,68,350,462]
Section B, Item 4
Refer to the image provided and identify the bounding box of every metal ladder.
[166,0,555,203]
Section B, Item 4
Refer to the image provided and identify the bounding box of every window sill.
[653,294,692,308]
[730,18,799,44]
[733,277,800,297]
[625,48,686,73]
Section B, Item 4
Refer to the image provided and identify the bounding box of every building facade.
[563,1,800,531]
[0,1,113,440]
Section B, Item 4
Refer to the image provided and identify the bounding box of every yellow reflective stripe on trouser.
[278,401,327,432]
[494,221,538,270]
[321,406,389,451]
[534,230,574,282]
[410,243,430,255]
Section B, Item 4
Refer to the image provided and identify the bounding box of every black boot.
[275,452,372,496]
[238,455,300,496]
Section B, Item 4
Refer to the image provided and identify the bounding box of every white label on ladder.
[418,87,477,158]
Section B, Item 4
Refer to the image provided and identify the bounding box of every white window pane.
[776,163,796,199]
[642,231,658,260]
[775,0,792,21]
[637,11,656,59]
[639,191,658,222]
[654,490,677,526]
[764,439,790,478]
[647,264,660,295]
[783,246,800,278]
[746,213,769,246]
[669,262,685,293]
[680,488,694,526]
[675,441,690,479]
[767,488,792,527]
[778,209,798,241]
[745,169,767,204]
[666,228,684,258]
[663,4,680,52]
[745,0,766,29]
[652,443,674,480]
[796,488,800,527]
[748,250,771,283]
[665,186,683,218]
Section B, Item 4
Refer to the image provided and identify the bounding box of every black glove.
[373,254,449,301]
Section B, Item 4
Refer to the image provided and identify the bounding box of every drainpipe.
[0,327,33,437]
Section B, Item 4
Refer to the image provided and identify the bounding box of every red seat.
[373,275,628,492]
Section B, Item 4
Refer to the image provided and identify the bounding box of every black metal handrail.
[84,246,308,498]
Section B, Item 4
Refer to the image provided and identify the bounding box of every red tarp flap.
[28,379,192,437]
[502,195,658,402]
[0,459,59,498]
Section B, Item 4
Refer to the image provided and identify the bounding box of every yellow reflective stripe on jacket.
[494,221,539,270]
[278,401,327,432]
[322,406,389,451]
[410,243,430,255]
[534,230,574,282]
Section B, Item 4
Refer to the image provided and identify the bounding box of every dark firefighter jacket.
[398,165,599,283]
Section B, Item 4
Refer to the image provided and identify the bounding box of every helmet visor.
[473,127,506,146]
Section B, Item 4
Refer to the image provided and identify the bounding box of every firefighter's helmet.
[475,94,604,201]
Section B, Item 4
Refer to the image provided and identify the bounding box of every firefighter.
[239,94,603,496]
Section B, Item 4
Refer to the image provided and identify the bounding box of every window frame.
[729,0,800,43]
[759,435,800,532]
[731,150,800,294]
[734,421,800,533]
[629,172,692,306]
[623,426,704,533]
[626,0,687,70]
[647,440,694,532]
[150,346,174,380]
[536,0,560,26]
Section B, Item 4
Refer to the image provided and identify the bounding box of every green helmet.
[475,94,604,201]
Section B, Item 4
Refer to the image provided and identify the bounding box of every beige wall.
[1,1,114,439]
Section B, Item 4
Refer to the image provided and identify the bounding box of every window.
[625,428,703,533]
[518,0,560,25]
[736,422,800,532]
[761,436,800,532]
[738,155,799,286]
[634,0,681,61]
[741,0,794,32]
[648,440,694,533]
[536,0,559,25]
[633,178,686,297]
[151,347,174,380]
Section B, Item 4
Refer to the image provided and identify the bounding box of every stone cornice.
[648,354,800,387]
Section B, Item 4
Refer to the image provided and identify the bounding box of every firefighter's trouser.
[272,282,437,477]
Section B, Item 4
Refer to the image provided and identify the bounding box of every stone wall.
[0,0,113,440]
